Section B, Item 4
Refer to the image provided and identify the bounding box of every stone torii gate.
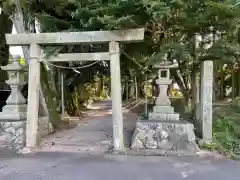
[5,28,145,151]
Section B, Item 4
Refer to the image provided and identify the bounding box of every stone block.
[0,116,53,151]
[38,116,53,138]
[0,106,27,121]
[145,140,157,149]
[152,106,174,113]
[131,138,144,149]
[131,118,199,153]
[148,112,180,121]
[0,120,26,150]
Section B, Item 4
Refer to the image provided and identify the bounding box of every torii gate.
[5,28,145,151]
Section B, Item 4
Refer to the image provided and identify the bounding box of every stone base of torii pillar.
[131,58,199,154]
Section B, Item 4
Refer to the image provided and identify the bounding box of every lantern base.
[131,117,199,153]
[149,105,180,121]
[0,104,27,121]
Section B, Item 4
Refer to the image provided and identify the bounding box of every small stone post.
[200,61,213,144]
[109,41,124,151]
[0,55,27,150]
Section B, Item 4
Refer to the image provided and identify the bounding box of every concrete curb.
[107,148,199,157]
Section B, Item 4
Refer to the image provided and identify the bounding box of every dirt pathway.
[39,100,139,154]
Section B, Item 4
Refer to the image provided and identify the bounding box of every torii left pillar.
[109,41,124,150]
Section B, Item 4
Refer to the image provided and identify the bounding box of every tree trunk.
[191,67,197,113]
[11,3,48,116]
[0,10,13,81]
[151,77,156,100]
[220,64,224,99]
[137,75,144,98]
[40,63,63,129]
[232,63,235,100]
[213,61,217,102]
[234,70,238,97]
[171,69,190,112]
[238,64,240,96]
[191,34,199,112]
[212,30,218,101]
[129,80,135,99]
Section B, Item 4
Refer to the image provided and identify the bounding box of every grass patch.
[209,105,240,159]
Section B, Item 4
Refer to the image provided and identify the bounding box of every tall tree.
[0,1,13,82]
[8,0,240,113]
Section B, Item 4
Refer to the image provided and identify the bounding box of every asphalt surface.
[0,152,240,180]
[0,100,240,179]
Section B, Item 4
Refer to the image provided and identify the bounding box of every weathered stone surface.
[131,119,199,153]
[148,112,180,121]
[0,120,26,150]
[153,106,174,113]
[0,116,53,150]
[131,138,144,149]
[38,116,53,138]
[145,140,157,149]
[200,61,213,144]
[6,28,145,45]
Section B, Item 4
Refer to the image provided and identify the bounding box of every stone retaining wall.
[0,116,53,150]
[0,121,26,150]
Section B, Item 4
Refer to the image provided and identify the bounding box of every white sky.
[0,7,23,56]
[9,26,24,57]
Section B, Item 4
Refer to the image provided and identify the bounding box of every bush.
[209,105,240,159]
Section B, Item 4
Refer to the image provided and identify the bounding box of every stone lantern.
[131,55,198,153]
[148,56,179,121]
[0,55,27,150]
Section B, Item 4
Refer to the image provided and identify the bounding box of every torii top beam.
[5,28,145,46]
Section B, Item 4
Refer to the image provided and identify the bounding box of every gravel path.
[39,100,137,154]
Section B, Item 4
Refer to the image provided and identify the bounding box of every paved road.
[0,152,240,180]
[0,100,240,179]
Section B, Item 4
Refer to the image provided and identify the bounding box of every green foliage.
[20,0,240,75]
[209,105,240,159]
[6,0,240,118]
[0,1,13,82]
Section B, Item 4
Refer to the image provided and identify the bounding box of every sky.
[0,7,23,56]
[9,25,24,57]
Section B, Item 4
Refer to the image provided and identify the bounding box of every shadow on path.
[39,100,138,154]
